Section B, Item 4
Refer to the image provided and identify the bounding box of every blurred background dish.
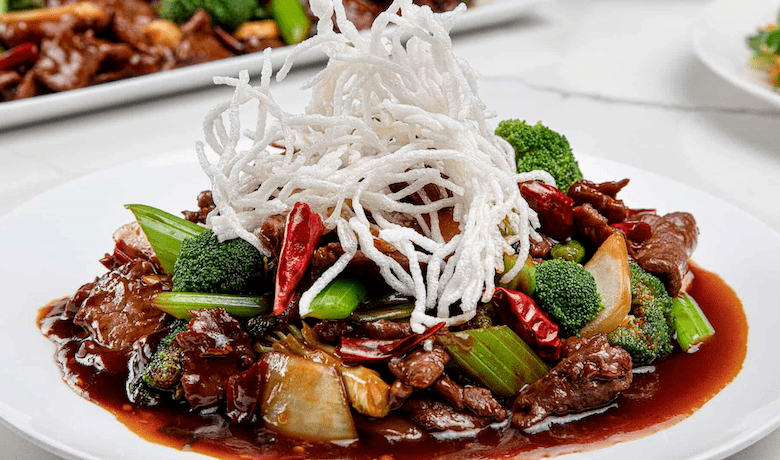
[0,0,546,130]
[692,0,780,107]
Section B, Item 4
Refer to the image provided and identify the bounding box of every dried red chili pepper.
[0,43,39,72]
[273,202,324,315]
[336,322,445,364]
[519,180,575,241]
[611,221,652,243]
[492,287,562,360]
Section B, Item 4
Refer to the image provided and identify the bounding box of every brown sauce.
[37,264,747,460]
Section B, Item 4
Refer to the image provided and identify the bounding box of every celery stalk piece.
[125,204,205,274]
[270,0,311,45]
[305,278,368,319]
[671,293,715,352]
[437,326,549,398]
[151,292,271,319]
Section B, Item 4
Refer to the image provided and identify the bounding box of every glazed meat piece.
[511,334,632,431]
[363,320,414,339]
[225,361,265,424]
[573,202,619,247]
[175,308,255,409]
[313,319,359,342]
[174,10,232,67]
[432,374,507,421]
[255,214,286,256]
[73,259,169,352]
[389,344,449,388]
[628,211,698,296]
[403,397,492,432]
[308,241,411,285]
[0,71,22,100]
[0,4,111,48]
[183,190,216,224]
[342,0,387,30]
[568,180,629,223]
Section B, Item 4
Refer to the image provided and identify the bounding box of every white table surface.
[1,0,779,459]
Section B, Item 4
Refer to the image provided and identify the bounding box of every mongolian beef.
[38,0,747,459]
[0,0,464,101]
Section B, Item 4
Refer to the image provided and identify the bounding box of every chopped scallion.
[125,204,205,274]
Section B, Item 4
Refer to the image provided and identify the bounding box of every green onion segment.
[151,292,271,319]
[126,204,205,274]
[270,0,311,45]
[306,278,368,319]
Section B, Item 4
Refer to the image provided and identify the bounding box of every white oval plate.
[0,0,547,131]
[0,150,779,460]
[691,0,780,107]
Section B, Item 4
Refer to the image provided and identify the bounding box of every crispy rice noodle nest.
[197,0,553,332]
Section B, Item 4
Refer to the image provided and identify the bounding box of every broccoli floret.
[126,320,188,405]
[142,320,187,390]
[533,258,602,337]
[172,229,267,295]
[607,262,675,365]
[495,120,584,192]
[158,0,256,30]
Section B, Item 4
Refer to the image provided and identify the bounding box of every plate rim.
[690,0,780,107]
[1,149,779,460]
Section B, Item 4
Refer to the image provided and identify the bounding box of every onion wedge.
[580,232,631,337]
[260,352,357,441]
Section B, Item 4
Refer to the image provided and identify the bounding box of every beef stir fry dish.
[38,1,747,459]
[0,0,463,101]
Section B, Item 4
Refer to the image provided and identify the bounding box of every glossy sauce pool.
[38,264,747,460]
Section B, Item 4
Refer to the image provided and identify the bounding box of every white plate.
[0,150,779,460]
[691,0,780,107]
[0,0,545,131]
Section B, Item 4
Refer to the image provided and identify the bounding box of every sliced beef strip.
[225,361,265,424]
[0,7,110,48]
[308,240,411,285]
[362,320,414,339]
[570,178,629,198]
[174,10,232,67]
[572,203,620,248]
[511,333,632,431]
[254,214,286,257]
[183,190,216,224]
[341,0,386,31]
[432,374,507,421]
[33,29,103,91]
[388,344,449,389]
[627,211,698,297]
[0,70,23,101]
[175,308,256,410]
[403,397,492,432]
[568,180,629,223]
[73,259,169,352]
[112,221,157,261]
